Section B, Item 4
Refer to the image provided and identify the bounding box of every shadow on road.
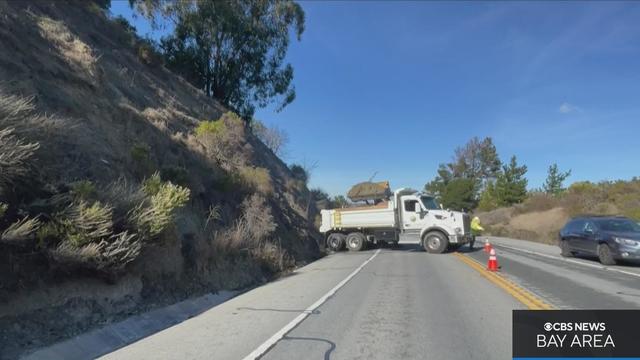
[279,335,336,360]
[236,307,321,315]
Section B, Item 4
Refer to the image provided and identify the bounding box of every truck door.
[401,198,423,231]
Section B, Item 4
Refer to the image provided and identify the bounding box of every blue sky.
[111,1,640,196]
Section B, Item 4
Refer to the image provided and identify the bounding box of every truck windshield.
[420,196,439,210]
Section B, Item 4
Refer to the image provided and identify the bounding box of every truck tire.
[597,243,616,265]
[346,232,366,251]
[423,231,448,254]
[327,233,346,252]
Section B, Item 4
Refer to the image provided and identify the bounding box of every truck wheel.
[327,233,346,252]
[346,232,366,251]
[597,243,616,265]
[423,231,448,254]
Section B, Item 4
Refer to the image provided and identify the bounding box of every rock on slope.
[0,1,320,358]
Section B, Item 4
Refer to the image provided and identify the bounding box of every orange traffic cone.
[484,239,492,253]
[487,248,499,271]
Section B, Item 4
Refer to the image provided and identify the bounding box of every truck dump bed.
[346,181,392,202]
[319,201,396,233]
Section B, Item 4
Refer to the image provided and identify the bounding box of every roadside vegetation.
[425,137,640,244]
[0,1,319,356]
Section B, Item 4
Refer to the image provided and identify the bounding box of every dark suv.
[559,216,640,265]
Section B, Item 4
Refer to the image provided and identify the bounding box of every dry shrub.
[251,120,288,157]
[250,242,294,273]
[39,176,189,274]
[0,128,39,189]
[215,194,275,251]
[69,180,97,200]
[239,166,273,195]
[60,201,114,247]
[558,180,640,219]
[131,173,191,238]
[1,217,41,245]
[50,231,141,272]
[197,112,246,167]
[0,91,65,191]
[99,177,146,222]
[136,39,162,67]
[477,207,513,226]
[213,194,292,272]
[513,192,558,215]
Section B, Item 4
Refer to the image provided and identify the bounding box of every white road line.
[241,249,382,360]
[494,243,640,279]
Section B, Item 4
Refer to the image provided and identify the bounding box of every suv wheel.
[423,231,449,254]
[597,243,617,265]
[560,240,573,258]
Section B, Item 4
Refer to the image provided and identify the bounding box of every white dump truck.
[319,188,472,253]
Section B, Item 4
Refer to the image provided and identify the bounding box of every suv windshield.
[421,196,440,210]
[595,218,640,232]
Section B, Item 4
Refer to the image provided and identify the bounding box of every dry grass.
[36,15,96,75]
[238,166,273,195]
[214,194,276,251]
[0,202,7,218]
[479,179,640,244]
[0,93,41,189]
[212,194,292,272]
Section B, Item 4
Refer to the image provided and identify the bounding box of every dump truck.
[319,188,472,253]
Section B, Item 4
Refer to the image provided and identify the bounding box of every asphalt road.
[261,246,521,360]
[468,237,640,309]
[33,237,640,360]
[100,243,524,360]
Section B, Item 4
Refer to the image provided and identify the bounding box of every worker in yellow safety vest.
[470,216,484,249]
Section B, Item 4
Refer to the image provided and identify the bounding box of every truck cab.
[394,190,472,252]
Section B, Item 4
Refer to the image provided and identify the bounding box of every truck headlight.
[614,238,639,246]
[455,227,462,234]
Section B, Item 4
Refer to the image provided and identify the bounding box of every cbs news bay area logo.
[513,310,640,359]
[538,321,614,349]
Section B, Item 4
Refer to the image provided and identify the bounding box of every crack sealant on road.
[242,249,382,360]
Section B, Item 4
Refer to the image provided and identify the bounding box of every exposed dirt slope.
[479,206,569,244]
[0,2,320,358]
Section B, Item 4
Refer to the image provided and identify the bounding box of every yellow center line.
[453,252,554,310]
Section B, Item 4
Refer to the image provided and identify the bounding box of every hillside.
[0,1,320,358]
[478,179,640,244]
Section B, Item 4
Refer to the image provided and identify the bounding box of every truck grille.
[463,214,471,234]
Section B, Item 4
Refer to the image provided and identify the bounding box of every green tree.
[425,163,454,198]
[135,0,305,120]
[477,181,500,211]
[425,137,501,208]
[494,155,528,206]
[543,163,571,196]
[450,137,502,182]
[332,195,349,208]
[440,178,477,211]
